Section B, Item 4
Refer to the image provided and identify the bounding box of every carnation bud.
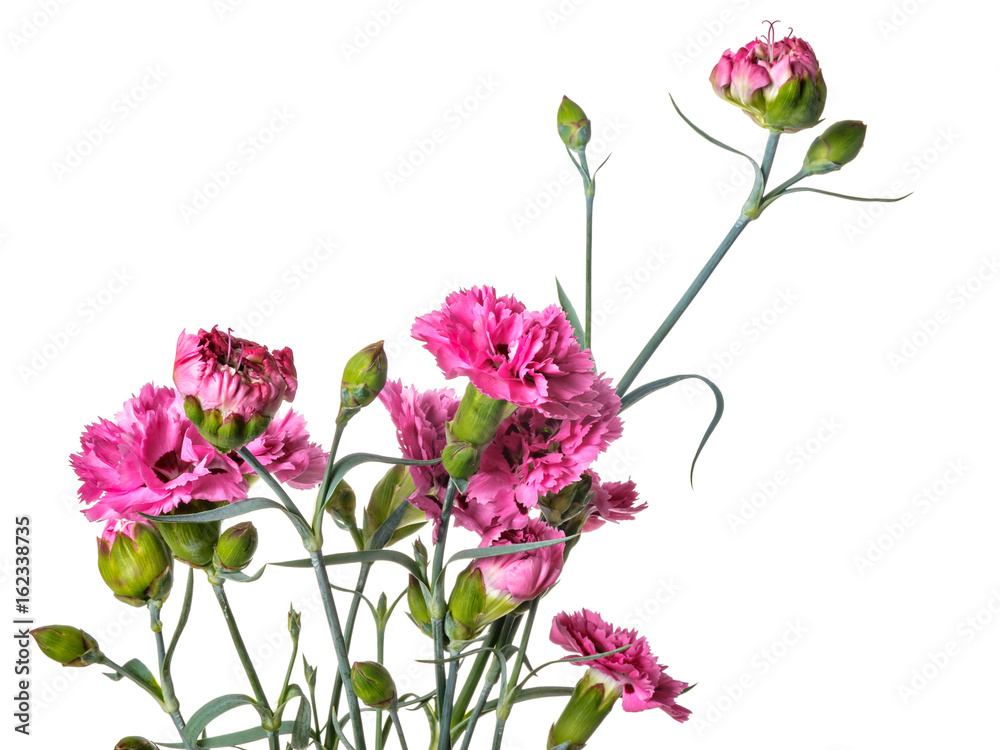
[802,120,867,175]
[341,341,388,412]
[214,522,258,572]
[407,575,432,635]
[288,605,302,640]
[351,661,397,710]
[548,669,621,749]
[413,538,429,573]
[557,96,591,153]
[539,474,593,527]
[115,738,159,750]
[183,397,271,453]
[30,625,102,667]
[443,384,517,479]
[363,465,427,547]
[302,656,318,689]
[154,499,223,568]
[97,524,173,607]
[447,567,488,642]
[325,480,358,526]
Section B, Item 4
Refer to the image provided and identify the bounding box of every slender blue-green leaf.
[103,657,162,699]
[157,721,296,748]
[292,691,312,749]
[366,496,412,551]
[272,549,422,580]
[183,693,269,744]
[313,453,440,527]
[164,567,194,671]
[216,566,267,583]
[518,645,630,688]
[762,185,911,211]
[141,497,312,541]
[619,374,724,486]
[669,95,762,182]
[555,277,586,352]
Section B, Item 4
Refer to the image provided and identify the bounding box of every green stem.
[578,150,595,351]
[376,614,386,750]
[331,562,373,724]
[100,656,167,705]
[760,132,781,185]
[311,549,368,750]
[431,481,458,710]
[457,655,501,750]
[390,711,410,750]
[451,621,502,727]
[147,602,198,750]
[492,600,539,750]
[212,582,271,710]
[438,653,460,750]
[314,418,349,532]
[616,215,752,397]
[760,168,809,206]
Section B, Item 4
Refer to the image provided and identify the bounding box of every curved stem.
[331,562,373,726]
[759,168,809,209]
[492,600,539,750]
[390,711,410,750]
[212,582,271,710]
[314,418,349,532]
[616,215,752,397]
[311,549,367,750]
[147,602,198,750]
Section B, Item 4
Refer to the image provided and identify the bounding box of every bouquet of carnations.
[32,24,901,750]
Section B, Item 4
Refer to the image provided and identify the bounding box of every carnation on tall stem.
[411,286,598,420]
[550,609,690,720]
[173,326,297,450]
[72,384,248,537]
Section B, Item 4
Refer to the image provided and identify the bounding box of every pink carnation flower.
[463,376,623,540]
[474,518,565,603]
[550,609,691,720]
[582,472,647,532]
[411,286,598,419]
[174,326,297,421]
[240,409,327,489]
[72,384,248,535]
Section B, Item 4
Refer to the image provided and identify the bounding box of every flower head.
[582,473,647,532]
[240,409,327,489]
[463,376,623,540]
[173,326,297,450]
[411,286,598,420]
[474,518,565,604]
[72,384,247,535]
[550,609,690,720]
[709,27,825,133]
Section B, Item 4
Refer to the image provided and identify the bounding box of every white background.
[2,1,998,748]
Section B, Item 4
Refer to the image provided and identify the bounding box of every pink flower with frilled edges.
[551,609,691,720]
[240,410,327,489]
[582,472,647,532]
[709,31,825,132]
[72,384,248,536]
[474,518,564,603]
[174,326,297,421]
[411,286,598,419]
[463,376,623,540]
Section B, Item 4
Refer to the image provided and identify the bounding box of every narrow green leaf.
[555,277,587,352]
[365,496,412,551]
[272,549,422,580]
[103,658,162,700]
[141,497,313,542]
[183,694,269,744]
[619,374,724,486]
[292,695,312,749]
[760,185,911,212]
[669,95,763,184]
[164,567,194,671]
[216,566,267,584]
[156,721,296,748]
[444,535,577,571]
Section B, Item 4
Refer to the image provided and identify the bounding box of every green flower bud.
[351,661,397,710]
[449,385,517,448]
[441,441,481,480]
[154,499,223,568]
[30,625,102,668]
[363,465,427,547]
[802,120,867,175]
[413,538,429,573]
[539,474,593,527]
[325,480,358,527]
[341,341,388,412]
[447,567,487,642]
[548,669,621,749]
[302,656,318,689]
[214,522,258,572]
[97,524,173,607]
[557,96,591,153]
[115,738,159,750]
[407,575,432,635]
[288,605,302,640]
[184,397,270,453]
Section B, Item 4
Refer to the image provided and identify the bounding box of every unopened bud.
[407,575,432,635]
[341,341,388,412]
[326,480,358,526]
[351,661,397,710]
[802,120,867,175]
[288,605,302,640]
[30,625,102,667]
[447,567,487,642]
[154,499,223,568]
[214,522,258,572]
[97,523,173,607]
[557,96,591,153]
[548,669,621,749]
[363,465,427,546]
[114,738,159,750]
